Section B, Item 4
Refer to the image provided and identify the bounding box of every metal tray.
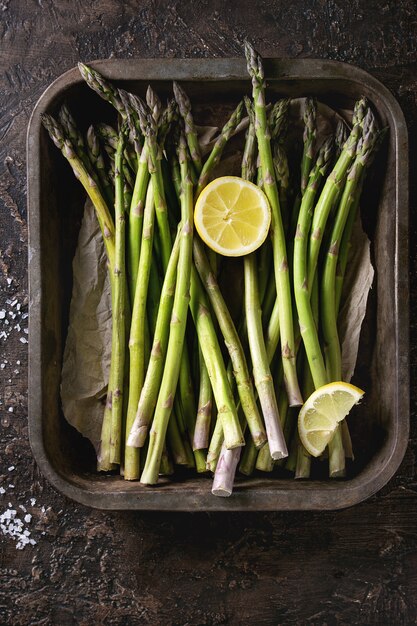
[27,58,409,511]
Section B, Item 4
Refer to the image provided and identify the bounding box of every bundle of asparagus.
[42,42,385,497]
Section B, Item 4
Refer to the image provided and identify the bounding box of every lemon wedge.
[194,176,271,256]
[298,382,364,457]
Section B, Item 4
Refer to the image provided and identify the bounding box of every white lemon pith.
[298,382,364,457]
[194,176,271,257]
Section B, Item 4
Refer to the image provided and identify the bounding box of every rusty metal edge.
[27,57,409,512]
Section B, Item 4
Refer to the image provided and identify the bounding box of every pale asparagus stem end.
[256,380,288,459]
[212,444,242,497]
[193,400,212,451]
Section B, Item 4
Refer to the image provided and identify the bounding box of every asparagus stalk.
[132,96,172,270]
[194,346,213,450]
[42,113,121,472]
[41,114,115,271]
[167,408,191,466]
[335,126,386,312]
[178,341,207,472]
[322,110,378,478]
[206,411,224,472]
[211,365,246,496]
[193,241,267,449]
[196,101,244,197]
[211,444,242,497]
[146,85,162,123]
[173,81,203,175]
[239,110,286,458]
[124,180,155,478]
[132,96,201,459]
[245,255,287,458]
[293,136,334,390]
[189,267,244,451]
[307,98,367,290]
[158,99,179,149]
[173,397,196,468]
[269,98,290,141]
[78,63,125,115]
[300,97,317,194]
[322,110,377,383]
[245,41,302,407]
[109,128,127,464]
[239,435,258,476]
[273,143,291,234]
[96,123,118,154]
[118,90,150,299]
[127,228,181,447]
[58,104,99,186]
[140,133,194,484]
[335,119,349,158]
[244,97,272,313]
[256,443,275,472]
[86,125,114,208]
[242,97,258,182]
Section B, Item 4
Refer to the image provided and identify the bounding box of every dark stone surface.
[0,1,416,623]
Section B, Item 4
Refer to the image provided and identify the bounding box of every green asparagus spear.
[245,40,302,407]
[41,113,115,270]
[293,136,334,390]
[300,97,317,194]
[193,240,267,449]
[78,62,125,115]
[124,180,155,479]
[196,101,244,197]
[109,128,128,464]
[140,133,194,484]
[173,81,203,175]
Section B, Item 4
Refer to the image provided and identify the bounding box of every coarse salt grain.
[8,407,13,413]
[8,466,15,471]
[0,488,5,495]
[0,310,5,319]
[19,338,27,344]
[0,504,37,550]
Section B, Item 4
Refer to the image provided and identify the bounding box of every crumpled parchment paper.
[60,201,112,453]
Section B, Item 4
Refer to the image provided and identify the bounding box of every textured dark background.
[1,1,416,624]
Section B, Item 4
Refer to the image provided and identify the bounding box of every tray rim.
[27,57,409,511]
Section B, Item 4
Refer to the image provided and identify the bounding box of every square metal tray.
[27,58,409,511]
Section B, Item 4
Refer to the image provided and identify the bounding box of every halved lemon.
[298,382,364,457]
[194,176,271,257]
